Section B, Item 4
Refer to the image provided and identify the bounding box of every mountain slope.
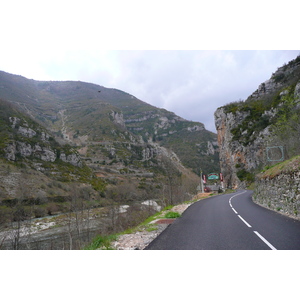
[215,55,300,188]
[0,70,219,175]
[0,98,106,201]
[0,70,218,209]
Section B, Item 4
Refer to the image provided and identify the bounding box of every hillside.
[0,72,210,202]
[0,70,219,248]
[0,70,219,175]
[0,98,106,199]
[215,55,300,188]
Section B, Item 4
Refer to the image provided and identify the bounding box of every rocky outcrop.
[215,56,300,188]
[60,151,82,167]
[111,111,126,128]
[4,114,82,167]
[187,125,204,132]
[5,141,56,162]
[206,141,218,156]
[124,111,160,123]
[214,107,267,188]
[142,146,157,161]
[9,117,37,138]
[249,58,300,100]
[4,140,82,166]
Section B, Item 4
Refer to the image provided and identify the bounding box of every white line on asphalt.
[232,208,238,214]
[229,191,247,204]
[228,191,278,250]
[229,191,247,215]
[238,215,252,227]
[253,231,277,250]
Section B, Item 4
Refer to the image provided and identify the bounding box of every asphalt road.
[145,190,300,250]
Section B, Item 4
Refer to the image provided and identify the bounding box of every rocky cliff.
[0,99,82,167]
[215,55,300,188]
[214,108,265,188]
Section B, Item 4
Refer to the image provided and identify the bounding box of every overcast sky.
[1,1,299,132]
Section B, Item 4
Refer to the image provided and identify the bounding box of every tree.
[160,156,182,206]
[9,174,33,250]
[66,184,95,249]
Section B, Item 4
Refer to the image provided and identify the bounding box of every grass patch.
[164,211,181,218]
[259,155,300,179]
[146,225,159,232]
[84,234,118,250]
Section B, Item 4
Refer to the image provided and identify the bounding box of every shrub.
[45,202,60,215]
[34,207,47,218]
[236,169,255,183]
[84,234,118,250]
[164,211,181,218]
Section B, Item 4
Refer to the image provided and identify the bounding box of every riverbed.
[0,202,158,250]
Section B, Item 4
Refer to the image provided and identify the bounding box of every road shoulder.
[110,193,212,250]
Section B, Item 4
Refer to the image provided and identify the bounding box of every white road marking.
[229,191,247,203]
[253,231,277,250]
[232,208,238,214]
[238,215,252,227]
[228,191,278,250]
[229,191,247,215]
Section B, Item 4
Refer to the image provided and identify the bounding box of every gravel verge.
[111,194,210,250]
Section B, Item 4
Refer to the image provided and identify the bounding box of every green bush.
[164,211,181,218]
[84,234,118,250]
[236,169,255,183]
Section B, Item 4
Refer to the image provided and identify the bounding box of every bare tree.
[160,156,182,206]
[65,184,95,249]
[9,174,33,250]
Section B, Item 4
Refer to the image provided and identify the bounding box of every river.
[0,201,159,250]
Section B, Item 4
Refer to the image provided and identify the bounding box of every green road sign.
[208,173,219,180]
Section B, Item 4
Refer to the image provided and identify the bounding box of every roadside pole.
[220,173,224,191]
[200,169,204,193]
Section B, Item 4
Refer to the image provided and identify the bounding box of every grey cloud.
[2,50,299,133]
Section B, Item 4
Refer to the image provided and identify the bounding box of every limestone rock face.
[295,82,300,108]
[4,114,82,166]
[35,146,56,162]
[215,104,279,188]
[9,117,21,128]
[18,142,34,157]
[111,111,125,128]
[60,152,82,167]
[18,126,37,138]
[4,142,57,162]
[4,143,17,161]
[214,56,300,188]
[187,125,204,132]
[142,146,156,161]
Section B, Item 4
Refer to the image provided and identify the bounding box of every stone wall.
[253,171,300,220]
